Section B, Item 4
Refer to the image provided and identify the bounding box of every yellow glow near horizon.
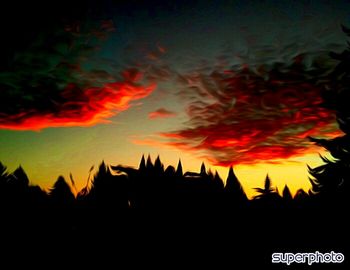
[2,133,326,199]
[213,153,325,199]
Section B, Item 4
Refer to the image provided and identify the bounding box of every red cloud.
[148,108,177,120]
[0,71,155,131]
[160,61,342,166]
[0,19,157,131]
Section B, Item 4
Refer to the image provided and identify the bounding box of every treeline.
[0,154,347,212]
[0,154,348,261]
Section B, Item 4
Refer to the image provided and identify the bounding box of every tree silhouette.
[282,185,292,201]
[253,175,281,207]
[154,155,164,174]
[200,162,207,176]
[308,25,350,204]
[49,175,75,207]
[9,166,29,187]
[139,154,146,171]
[0,162,9,205]
[176,159,183,177]
[88,161,129,210]
[146,154,154,170]
[224,166,247,207]
[4,166,30,207]
[0,149,348,264]
[2,151,348,213]
[281,185,293,210]
[0,162,9,182]
[254,175,274,198]
[0,162,9,192]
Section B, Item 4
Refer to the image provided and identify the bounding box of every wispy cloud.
[158,51,341,166]
[148,108,177,119]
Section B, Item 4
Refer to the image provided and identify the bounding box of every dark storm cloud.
[0,7,155,130]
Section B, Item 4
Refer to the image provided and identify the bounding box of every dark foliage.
[0,156,348,268]
[308,25,350,208]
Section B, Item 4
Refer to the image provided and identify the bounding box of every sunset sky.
[1,0,349,198]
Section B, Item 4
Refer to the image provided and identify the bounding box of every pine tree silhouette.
[154,155,164,174]
[282,185,292,201]
[139,154,146,171]
[146,154,153,170]
[176,159,183,177]
[225,166,247,203]
[5,166,30,207]
[9,166,29,188]
[281,185,293,210]
[213,171,224,190]
[49,175,75,207]
[200,162,207,176]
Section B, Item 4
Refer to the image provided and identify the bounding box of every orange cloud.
[148,108,177,119]
[0,71,155,131]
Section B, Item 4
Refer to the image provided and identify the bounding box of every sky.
[0,0,349,198]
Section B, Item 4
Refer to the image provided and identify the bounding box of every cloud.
[0,21,155,131]
[159,55,341,166]
[0,77,155,131]
[148,108,177,119]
